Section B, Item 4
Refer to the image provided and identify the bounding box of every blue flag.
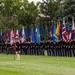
[48,25,50,33]
[66,23,70,32]
[72,30,75,40]
[30,27,35,42]
[40,25,44,36]
[19,29,22,37]
[53,23,56,44]
[35,26,40,44]
[24,28,28,36]
[0,31,2,39]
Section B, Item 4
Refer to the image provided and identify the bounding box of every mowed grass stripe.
[0,54,75,75]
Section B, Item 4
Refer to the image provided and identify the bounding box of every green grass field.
[0,54,75,75]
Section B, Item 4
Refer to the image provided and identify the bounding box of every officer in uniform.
[34,42,37,55]
[40,34,44,55]
[47,34,51,56]
[30,43,32,55]
[32,42,35,55]
[14,36,20,60]
[55,42,58,56]
[50,42,55,56]
[30,42,35,55]
[28,42,31,55]
[73,41,75,57]
[12,43,20,60]
[71,38,75,57]
[65,42,68,56]
[36,43,39,55]
[0,39,2,53]
[59,39,63,56]
[40,42,44,55]
[62,40,66,56]
[40,34,44,42]
[68,41,72,57]
[58,40,62,56]
[45,42,48,56]
[71,30,75,57]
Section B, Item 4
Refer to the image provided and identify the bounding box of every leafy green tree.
[55,0,75,19]
[39,0,60,25]
[0,0,19,30]
[0,0,39,30]
[63,0,75,17]
[18,1,39,27]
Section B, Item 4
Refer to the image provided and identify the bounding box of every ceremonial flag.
[44,25,48,41]
[49,27,53,42]
[22,26,25,42]
[25,28,28,36]
[72,17,75,30]
[10,29,14,44]
[19,29,22,37]
[35,26,40,44]
[30,27,35,42]
[71,30,75,40]
[59,21,62,40]
[40,25,44,36]
[53,23,56,44]
[62,18,72,42]
[66,23,70,32]
[13,28,16,38]
[10,29,14,39]
[22,26,25,37]
[66,23,72,42]
[67,31,72,42]
[6,30,10,43]
[0,31,2,43]
[0,31,2,39]
[14,29,19,39]
[62,18,68,42]
[56,21,60,36]
[48,25,50,33]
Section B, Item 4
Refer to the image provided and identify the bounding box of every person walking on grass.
[13,43,20,60]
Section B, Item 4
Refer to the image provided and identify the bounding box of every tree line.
[0,0,75,31]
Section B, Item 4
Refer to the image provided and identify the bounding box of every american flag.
[67,31,72,42]
[62,24,68,42]
[62,18,72,42]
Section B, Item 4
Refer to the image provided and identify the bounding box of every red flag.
[62,24,72,42]
[10,29,14,44]
[67,31,72,42]
[10,29,14,39]
[62,18,68,42]
[13,29,19,39]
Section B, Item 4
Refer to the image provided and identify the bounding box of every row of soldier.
[0,39,75,57]
[0,29,75,57]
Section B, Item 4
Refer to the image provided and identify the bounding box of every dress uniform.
[50,42,55,56]
[13,43,20,60]
[34,43,37,55]
[62,41,66,56]
[58,40,62,56]
[40,42,44,55]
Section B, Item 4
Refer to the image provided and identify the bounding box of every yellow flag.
[56,21,60,36]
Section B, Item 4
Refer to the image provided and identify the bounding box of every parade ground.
[0,54,75,75]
